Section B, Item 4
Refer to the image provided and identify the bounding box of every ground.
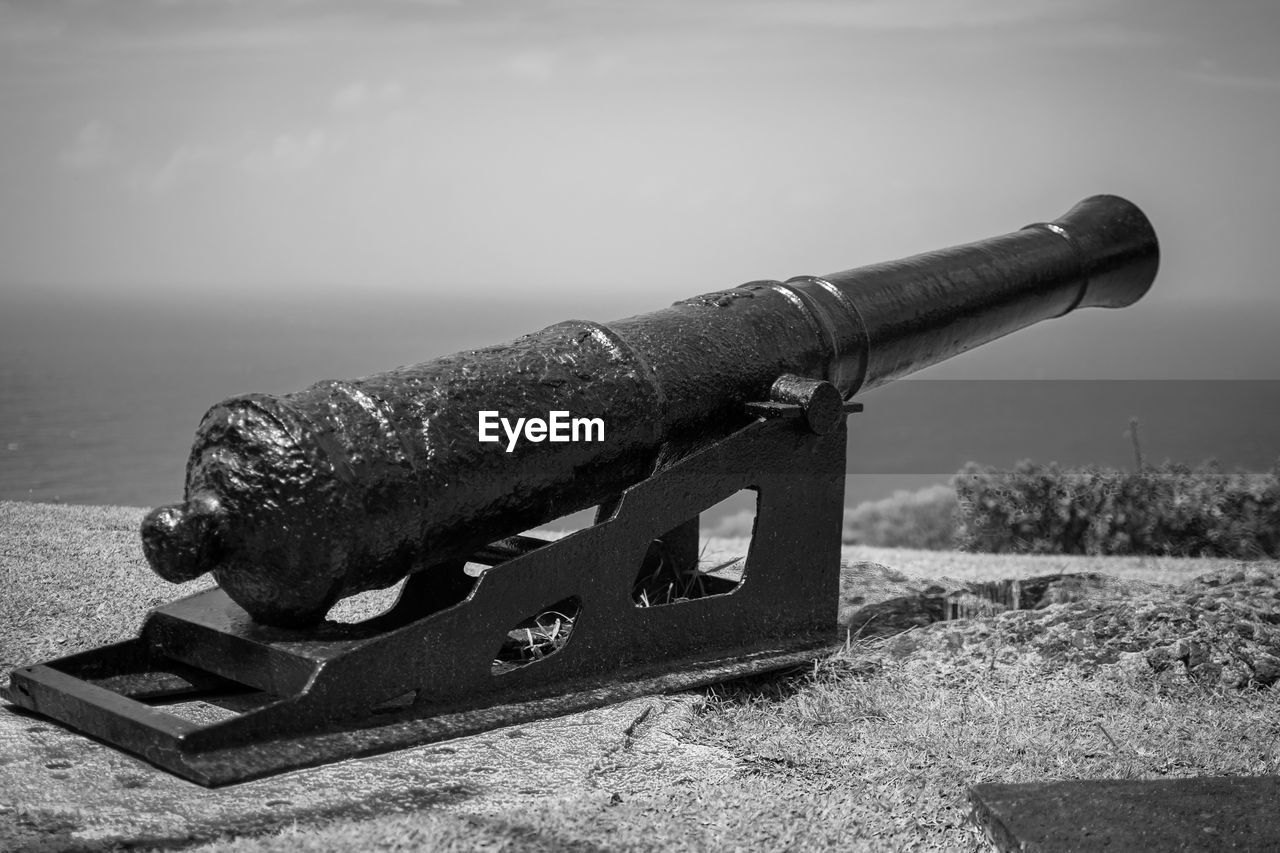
[2,501,1278,851]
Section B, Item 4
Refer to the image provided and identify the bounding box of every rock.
[1250,653,1280,684]
[844,595,941,638]
[968,572,1163,610]
[971,776,1280,852]
[839,571,1154,639]
[1103,650,1152,682]
[855,564,1280,690]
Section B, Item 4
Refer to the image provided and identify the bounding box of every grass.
[492,604,579,673]
[842,543,1244,586]
[177,552,1280,852]
[169,637,1280,852]
[630,539,742,608]
[683,641,1280,850]
[5,502,1280,851]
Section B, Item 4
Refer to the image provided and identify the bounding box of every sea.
[3,289,1279,513]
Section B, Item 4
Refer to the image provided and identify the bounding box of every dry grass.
[681,640,1280,851]
[492,604,579,673]
[6,506,1280,852]
[180,639,1280,853]
[843,544,1250,586]
[630,540,742,607]
[172,547,1280,852]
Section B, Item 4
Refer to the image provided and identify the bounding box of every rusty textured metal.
[140,194,1158,626]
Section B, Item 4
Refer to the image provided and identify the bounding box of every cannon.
[4,195,1158,784]
[142,194,1157,627]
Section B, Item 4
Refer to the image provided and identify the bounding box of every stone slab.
[970,776,1280,852]
[2,690,721,848]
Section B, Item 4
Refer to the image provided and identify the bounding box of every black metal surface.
[4,407,850,785]
[970,777,1280,851]
[9,642,832,788]
[138,195,1158,626]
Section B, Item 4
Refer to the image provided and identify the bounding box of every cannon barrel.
[142,195,1158,626]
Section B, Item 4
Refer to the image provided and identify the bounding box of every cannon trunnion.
[2,196,1159,784]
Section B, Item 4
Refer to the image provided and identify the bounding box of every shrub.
[954,458,1280,558]
[841,483,960,550]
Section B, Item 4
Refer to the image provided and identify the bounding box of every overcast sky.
[2,0,1279,379]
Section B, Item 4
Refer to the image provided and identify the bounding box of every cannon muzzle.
[142,194,1158,626]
